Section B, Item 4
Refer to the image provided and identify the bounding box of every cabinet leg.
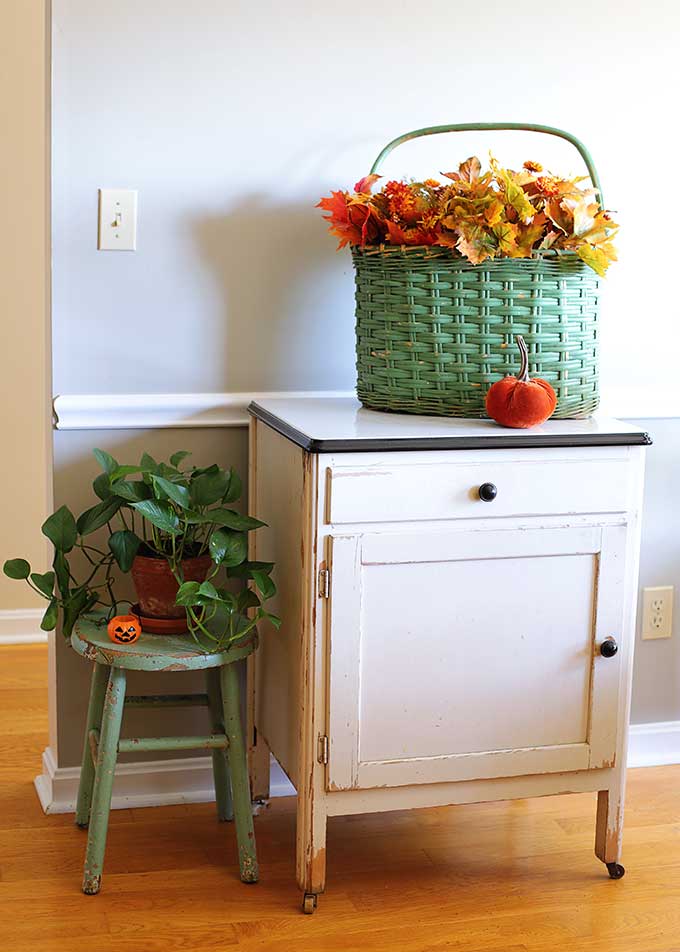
[246,651,270,802]
[249,731,271,803]
[596,786,626,878]
[296,791,327,910]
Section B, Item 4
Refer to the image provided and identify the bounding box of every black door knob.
[478,482,498,502]
[600,638,618,658]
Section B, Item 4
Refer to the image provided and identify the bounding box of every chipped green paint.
[124,693,210,708]
[206,667,233,823]
[75,662,109,828]
[221,663,259,883]
[81,666,126,894]
[117,734,229,753]
[72,612,257,672]
[73,612,258,894]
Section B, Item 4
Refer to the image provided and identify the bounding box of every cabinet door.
[326,525,626,791]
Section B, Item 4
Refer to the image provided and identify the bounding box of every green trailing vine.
[3,449,280,651]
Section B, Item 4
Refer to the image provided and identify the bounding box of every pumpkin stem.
[516,335,530,383]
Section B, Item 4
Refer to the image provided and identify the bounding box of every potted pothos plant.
[3,449,280,651]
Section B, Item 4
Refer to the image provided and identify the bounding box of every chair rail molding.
[54,387,679,431]
[53,391,355,430]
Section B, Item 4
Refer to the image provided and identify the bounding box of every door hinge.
[318,567,330,599]
[317,735,329,765]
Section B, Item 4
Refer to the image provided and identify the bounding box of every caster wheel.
[302,893,318,914]
[606,862,625,880]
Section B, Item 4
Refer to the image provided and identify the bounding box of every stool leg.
[82,666,126,895]
[206,668,233,822]
[75,662,110,828]
[220,663,258,883]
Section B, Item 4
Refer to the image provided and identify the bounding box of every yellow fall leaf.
[576,240,617,276]
[492,221,519,255]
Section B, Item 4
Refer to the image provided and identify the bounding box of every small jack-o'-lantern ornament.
[108,614,142,645]
[486,335,557,429]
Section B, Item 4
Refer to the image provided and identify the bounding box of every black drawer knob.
[478,482,498,502]
[600,638,619,658]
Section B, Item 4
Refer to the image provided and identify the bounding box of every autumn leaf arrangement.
[318,156,618,276]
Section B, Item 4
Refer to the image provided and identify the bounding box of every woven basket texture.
[352,246,599,419]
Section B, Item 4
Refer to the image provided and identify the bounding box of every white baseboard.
[53,391,355,430]
[35,747,295,814]
[0,608,46,645]
[35,724,677,816]
[627,720,680,768]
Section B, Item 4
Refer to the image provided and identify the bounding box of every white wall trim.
[35,726,677,816]
[53,391,355,430]
[0,608,46,645]
[627,720,680,769]
[53,389,680,431]
[35,747,295,814]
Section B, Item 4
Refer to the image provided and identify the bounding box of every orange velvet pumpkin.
[485,336,557,429]
[107,614,142,645]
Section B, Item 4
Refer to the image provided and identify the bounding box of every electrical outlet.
[641,586,674,640]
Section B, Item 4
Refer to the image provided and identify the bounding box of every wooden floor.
[2,645,680,952]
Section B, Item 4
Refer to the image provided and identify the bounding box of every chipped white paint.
[248,399,647,900]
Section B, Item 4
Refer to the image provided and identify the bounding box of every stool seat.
[72,614,257,670]
[71,611,259,895]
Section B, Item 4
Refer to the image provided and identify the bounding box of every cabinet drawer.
[326,456,630,524]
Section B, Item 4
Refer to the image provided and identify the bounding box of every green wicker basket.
[353,123,603,419]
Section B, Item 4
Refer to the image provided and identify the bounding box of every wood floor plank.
[1,643,680,952]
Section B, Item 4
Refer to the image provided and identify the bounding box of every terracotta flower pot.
[130,553,212,634]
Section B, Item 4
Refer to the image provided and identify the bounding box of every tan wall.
[0,1,52,610]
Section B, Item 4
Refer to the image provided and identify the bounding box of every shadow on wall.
[192,196,356,391]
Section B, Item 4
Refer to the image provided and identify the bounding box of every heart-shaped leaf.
[175,580,201,606]
[251,569,276,600]
[93,473,112,500]
[93,448,118,475]
[3,558,31,580]
[40,598,59,631]
[30,571,55,597]
[108,530,141,572]
[151,475,190,509]
[209,529,247,567]
[204,508,265,531]
[223,468,242,504]
[190,470,230,508]
[111,480,152,503]
[76,497,123,536]
[132,500,181,535]
[42,506,77,552]
[53,550,70,597]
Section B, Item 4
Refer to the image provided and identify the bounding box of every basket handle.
[368,122,604,204]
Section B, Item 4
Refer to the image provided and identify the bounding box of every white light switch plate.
[98,188,137,250]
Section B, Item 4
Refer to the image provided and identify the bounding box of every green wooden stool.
[71,613,258,895]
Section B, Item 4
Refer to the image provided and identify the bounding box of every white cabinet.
[247,398,649,913]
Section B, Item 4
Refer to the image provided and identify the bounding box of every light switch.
[98,188,137,250]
